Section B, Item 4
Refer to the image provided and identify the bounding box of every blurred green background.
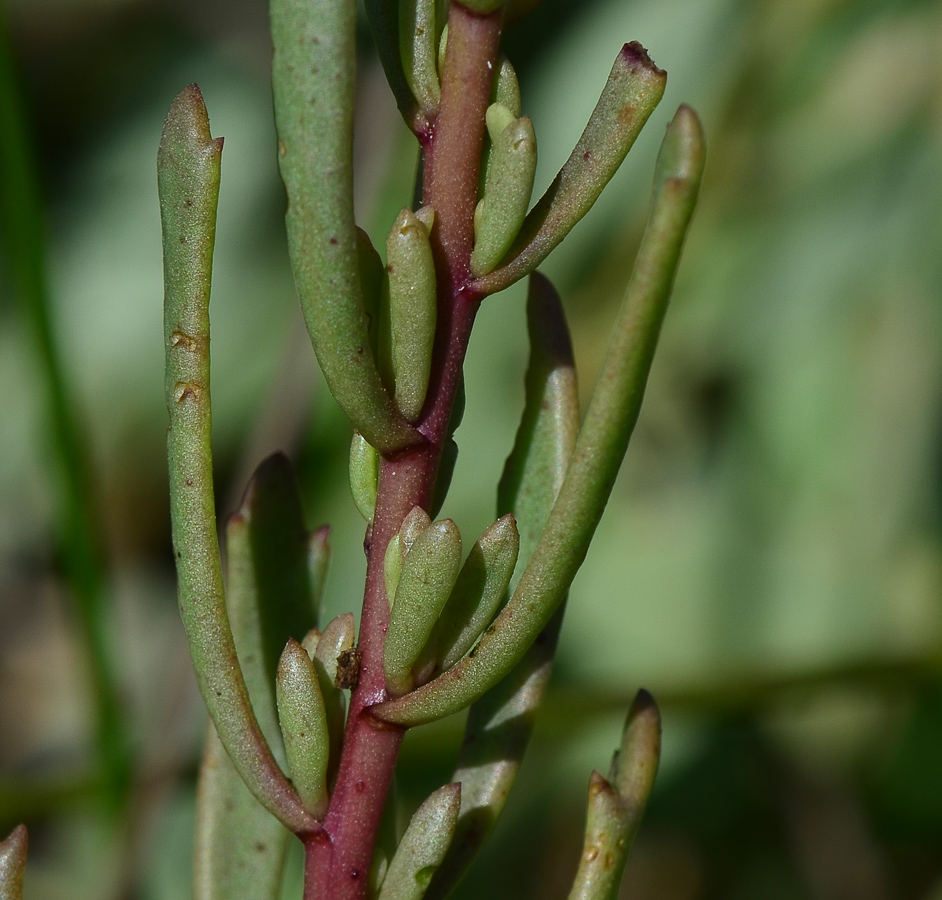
[2,0,942,896]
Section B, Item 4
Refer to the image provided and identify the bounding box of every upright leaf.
[161,85,313,835]
[194,730,289,900]
[277,640,331,819]
[377,784,461,900]
[271,0,420,454]
[566,691,661,900]
[385,519,463,696]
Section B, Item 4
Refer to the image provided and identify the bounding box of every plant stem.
[303,5,502,898]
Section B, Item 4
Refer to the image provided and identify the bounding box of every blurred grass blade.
[160,84,314,835]
[0,825,27,900]
[272,0,420,455]
[473,43,666,295]
[194,454,328,894]
[567,691,661,900]
[194,728,289,900]
[425,273,577,899]
[0,10,130,807]
[373,105,704,726]
[377,784,461,900]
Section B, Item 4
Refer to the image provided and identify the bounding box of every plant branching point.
[155,2,705,898]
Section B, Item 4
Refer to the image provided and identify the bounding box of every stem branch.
[304,6,502,898]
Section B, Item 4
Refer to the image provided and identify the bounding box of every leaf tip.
[619,41,666,81]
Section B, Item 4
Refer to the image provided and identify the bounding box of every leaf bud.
[384,518,462,697]
[349,431,380,522]
[276,639,330,819]
[384,208,438,422]
[471,114,538,277]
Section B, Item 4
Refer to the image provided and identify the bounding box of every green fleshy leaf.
[226,453,324,753]
[429,513,520,674]
[365,0,426,135]
[400,0,441,116]
[193,455,327,897]
[425,273,577,900]
[385,535,405,612]
[350,432,381,522]
[271,0,420,454]
[313,613,356,683]
[384,208,438,422]
[473,43,667,295]
[160,85,313,835]
[385,519,463,697]
[401,506,433,550]
[566,691,661,900]
[369,778,402,898]
[493,57,521,118]
[309,615,353,782]
[456,0,507,16]
[377,784,461,900]
[194,728,289,900]
[276,640,331,819]
[373,105,704,727]
[0,825,27,900]
[308,526,331,618]
[358,227,385,354]
[471,114,538,277]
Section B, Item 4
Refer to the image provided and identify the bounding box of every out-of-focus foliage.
[2,0,942,897]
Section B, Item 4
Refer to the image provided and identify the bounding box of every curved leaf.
[271,0,420,454]
[160,85,314,835]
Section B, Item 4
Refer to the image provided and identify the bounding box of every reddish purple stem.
[303,6,503,899]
